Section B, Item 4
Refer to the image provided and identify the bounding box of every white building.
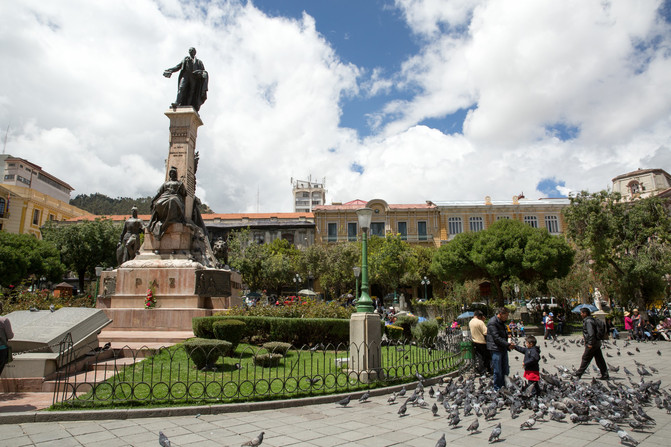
[292,176,326,213]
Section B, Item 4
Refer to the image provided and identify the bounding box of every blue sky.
[1,0,671,212]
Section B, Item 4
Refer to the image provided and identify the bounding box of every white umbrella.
[298,289,317,296]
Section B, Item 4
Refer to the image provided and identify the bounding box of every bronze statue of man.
[163,47,209,111]
[117,207,144,265]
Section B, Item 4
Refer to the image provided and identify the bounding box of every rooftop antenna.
[2,123,8,154]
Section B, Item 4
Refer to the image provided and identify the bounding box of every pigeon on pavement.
[159,431,171,447]
[241,431,264,446]
[337,395,351,407]
[488,423,502,443]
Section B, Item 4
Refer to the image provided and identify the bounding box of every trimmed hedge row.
[193,316,351,347]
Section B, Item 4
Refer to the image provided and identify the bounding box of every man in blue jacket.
[487,307,514,390]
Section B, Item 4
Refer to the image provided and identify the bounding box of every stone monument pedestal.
[349,313,383,382]
[96,106,242,335]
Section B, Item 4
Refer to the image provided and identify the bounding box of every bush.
[412,319,439,342]
[386,325,404,341]
[223,299,354,319]
[213,319,246,348]
[395,314,419,340]
[435,316,444,327]
[262,341,292,355]
[253,353,283,367]
[183,338,232,369]
[194,315,350,346]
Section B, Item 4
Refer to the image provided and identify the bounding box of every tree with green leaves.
[226,228,267,292]
[42,219,120,292]
[369,233,417,301]
[563,191,671,307]
[431,219,574,304]
[0,232,65,288]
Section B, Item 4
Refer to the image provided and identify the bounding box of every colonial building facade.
[0,155,91,237]
[434,196,569,243]
[312,199,441,246]
[611,168,671,200]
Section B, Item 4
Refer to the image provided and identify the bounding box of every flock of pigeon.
[157,335,670,446]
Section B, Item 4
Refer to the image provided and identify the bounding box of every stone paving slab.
[2,335,671,445]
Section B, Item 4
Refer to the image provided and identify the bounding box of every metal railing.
[52,333,464,408]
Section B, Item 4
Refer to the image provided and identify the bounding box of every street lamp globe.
[356,207,373,232]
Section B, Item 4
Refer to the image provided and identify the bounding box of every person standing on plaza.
[624,311,633,339]
[545,312,556,340]
[0,315,14,375]
[512,335,541,396]
[573,307,609,380]
[487,307,514,390]
[469,310,491,375]
[541,311,548,339]
[631,309,643,341]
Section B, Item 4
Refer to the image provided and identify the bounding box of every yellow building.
[313,199,441,246]
[0,184,91,238]
[435,196,569,243]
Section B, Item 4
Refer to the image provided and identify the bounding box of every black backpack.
[594,318,608,341]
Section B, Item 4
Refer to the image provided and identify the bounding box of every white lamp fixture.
[356,207,373,232]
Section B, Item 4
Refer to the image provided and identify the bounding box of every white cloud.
[1,0,670,216]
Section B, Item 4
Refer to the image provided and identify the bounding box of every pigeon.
[359,391,370,403]
[398,386,407,397]
[520,418,536,430]
[657,350,662,356]
[49,304,55,312]
[431,403,438,416]
[488,423,502,443]
[398,400,408,416]
[617,430,639,446]
[306,377,321,385]
[337,395,351,407]
[435,433,446,447]
[598,418,620,432]
[159,431,171,447]
[448,413,460,428]
[387,393,397,405]
[29,307,39,312]
[467,418,479,433]
[241,431,264,446]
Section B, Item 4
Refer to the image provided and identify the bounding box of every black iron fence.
[52,332,465,408]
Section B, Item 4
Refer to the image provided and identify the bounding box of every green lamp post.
[353,266,361,303]
[355,207,374,313]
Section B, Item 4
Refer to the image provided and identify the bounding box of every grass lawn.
[52,341,461,409]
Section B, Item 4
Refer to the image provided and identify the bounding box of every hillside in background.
[70,193,214,215]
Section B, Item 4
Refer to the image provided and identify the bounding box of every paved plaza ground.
[1,334,671,446]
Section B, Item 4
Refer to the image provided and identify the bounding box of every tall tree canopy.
[0,232,65,287]
[431,219,574,304]
[42,219,120,292]
[563,191,671,307]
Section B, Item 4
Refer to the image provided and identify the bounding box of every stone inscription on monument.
[195,270,231,297]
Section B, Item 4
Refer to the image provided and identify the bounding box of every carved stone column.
[164,107,202,221]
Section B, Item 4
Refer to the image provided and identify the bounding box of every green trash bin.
[460,340,473,360]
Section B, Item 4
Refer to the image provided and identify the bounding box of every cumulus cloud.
[1,0,670,214]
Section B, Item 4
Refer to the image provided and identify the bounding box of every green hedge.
[262,341,292,355]
[213,319,246,348]
[253,353,283,367]
[193,316,350,347]
[395,314,419,340]
[385,324,404,341]
[183,338,233,369]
